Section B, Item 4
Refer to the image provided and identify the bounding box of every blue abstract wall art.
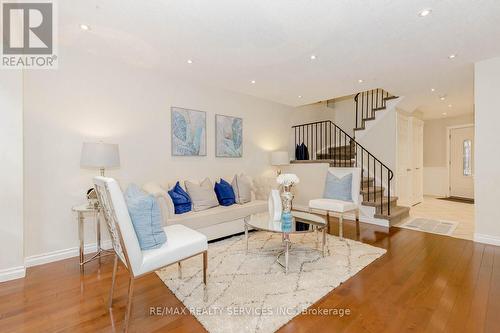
[216,114,242,157]
[171,107,207,156]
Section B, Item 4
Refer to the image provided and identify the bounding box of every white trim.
[25,240,113,268]
[474,233,500,246]
[0,266,26,282]
[446,123,474,198]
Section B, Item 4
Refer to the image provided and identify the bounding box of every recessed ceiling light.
[440,96,446,101]
[251,80,256,84]
[80,24,90,31]
[310,55,316,60]
[187,59,193,64]
[448,54,457,59]
[442,112,447,116]
[418,9,432,17]
[358,79,364,83]
[448,104,453,108]
[298,95,303,98]
[431,88,435,92]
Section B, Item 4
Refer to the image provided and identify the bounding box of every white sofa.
[143,177,271,241]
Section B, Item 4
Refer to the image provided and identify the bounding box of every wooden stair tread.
[360,186,385,195]
[362,196,398,207]
[372,106,386,111]
[383,95,399,101]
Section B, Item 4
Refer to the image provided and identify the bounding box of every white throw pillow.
[231,174,252,204]
[185,178,219,212]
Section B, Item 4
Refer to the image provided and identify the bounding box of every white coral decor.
[276,173,300,187]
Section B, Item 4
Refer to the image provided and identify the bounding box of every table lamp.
[80,142,120,176]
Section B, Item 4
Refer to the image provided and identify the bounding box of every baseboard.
[293,204,390,228]
[0,266,26,283]
[25,240,113,268]
[474,233,500,246]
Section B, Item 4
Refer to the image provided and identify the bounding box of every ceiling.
[59,0,500,119]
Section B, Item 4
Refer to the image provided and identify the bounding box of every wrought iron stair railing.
[354,89,398,137]
[292,120,393,215]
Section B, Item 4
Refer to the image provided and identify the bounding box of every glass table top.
[245,210,327,234]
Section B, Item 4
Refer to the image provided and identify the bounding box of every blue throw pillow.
[214,179,236,206]
[124,184,167,250]
[168,181,192,214]
[323,172,353,202]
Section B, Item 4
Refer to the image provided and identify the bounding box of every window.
[463,139,472,176]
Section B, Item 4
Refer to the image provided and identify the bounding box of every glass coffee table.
[244,211,327,274]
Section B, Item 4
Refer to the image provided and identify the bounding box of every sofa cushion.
[214,178,236,206]
[168,181,192,214]
[167,200,267,230]
[185,178,219,212]
[232,173,252,204]
[124,184,167,250]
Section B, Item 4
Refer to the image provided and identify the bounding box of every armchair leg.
[178,261,182,279]
[203,251,208,285]
[124,277,135,333]
[108,254,118,309]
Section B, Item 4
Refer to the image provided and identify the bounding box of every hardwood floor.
[1,219,499,333]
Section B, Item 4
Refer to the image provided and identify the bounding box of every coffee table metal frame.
[243,211,327,274]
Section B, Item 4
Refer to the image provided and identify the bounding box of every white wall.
[474,56,500,246]
[288,101,334,157]
[0,71,25,281]
[23,47,294,261]
[326,96,356,136]
[422,114,474,196]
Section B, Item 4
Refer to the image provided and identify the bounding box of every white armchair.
[93,177,208,332]
[308,167,361,240]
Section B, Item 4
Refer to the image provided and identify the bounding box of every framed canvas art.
[216,114,242,157]
[171,107,207,156]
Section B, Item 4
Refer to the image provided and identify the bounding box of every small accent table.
[244,211,327,274]
[72,204,112,272]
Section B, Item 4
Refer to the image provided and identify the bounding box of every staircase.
[353,88,399,137]
[291,89,410,225]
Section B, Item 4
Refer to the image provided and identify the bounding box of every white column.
[474,56,500,246]
[0,71,25,281]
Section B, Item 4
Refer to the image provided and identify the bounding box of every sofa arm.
[143,182,174,225]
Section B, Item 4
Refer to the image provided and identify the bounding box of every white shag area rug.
[398,217,458,236]
[156,231,386,333]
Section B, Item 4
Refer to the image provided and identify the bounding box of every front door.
[449,126,474,199]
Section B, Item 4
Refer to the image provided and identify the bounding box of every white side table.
[72,203,112,272]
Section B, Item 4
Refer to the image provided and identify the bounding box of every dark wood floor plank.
[0,220,499,333]
[485,245,500,332]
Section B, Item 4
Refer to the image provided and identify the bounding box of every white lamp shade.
[80,142,120,169]
[271,151,290,166]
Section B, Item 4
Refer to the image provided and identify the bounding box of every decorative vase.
[281,185,294,214]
